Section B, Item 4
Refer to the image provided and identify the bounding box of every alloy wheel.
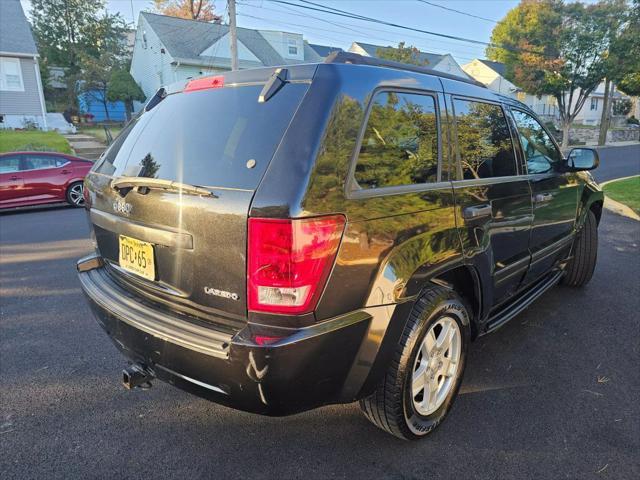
[411,316,462,416]
[69,183,84,206]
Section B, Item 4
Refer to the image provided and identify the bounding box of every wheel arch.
[579,180,604,227]
[589,199,603,225]
[430,264,482,339]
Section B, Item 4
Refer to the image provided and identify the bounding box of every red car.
[0,152,92,209]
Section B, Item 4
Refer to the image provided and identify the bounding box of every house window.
[590,98,598,111]
[288,46,298,55]
[0,57,24,92]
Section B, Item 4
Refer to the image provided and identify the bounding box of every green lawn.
[78,126,123,145]
[603,176,640,215]
[0,130,73,154]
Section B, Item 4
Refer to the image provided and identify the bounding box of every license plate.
[118,235,155,281]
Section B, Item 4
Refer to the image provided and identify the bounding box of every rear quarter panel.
[251,63,464,319]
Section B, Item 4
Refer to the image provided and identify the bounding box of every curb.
[600,175,640,221]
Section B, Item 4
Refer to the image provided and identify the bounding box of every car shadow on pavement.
[0,203,75,216]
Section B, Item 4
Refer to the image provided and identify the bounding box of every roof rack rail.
[324,51,485,88]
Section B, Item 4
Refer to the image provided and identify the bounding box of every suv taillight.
[248,215,346,314]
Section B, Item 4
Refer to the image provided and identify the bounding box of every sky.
[19,0,600,66]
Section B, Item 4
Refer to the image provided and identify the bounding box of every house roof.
[351,42,444,67]
[478,59,507,77]
[308,43,343,58]
[0,0,38,56]
[140,12,314,67]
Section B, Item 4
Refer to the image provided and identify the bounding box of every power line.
[265,0,540,57]
[240,0,487,55]
[238,2,486,59]
[237,11,479,62]
[415,1,498,24]
[238,1,487,60]
[273,0,490,46]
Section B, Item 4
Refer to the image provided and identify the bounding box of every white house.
[308,43,343,59]
[571,82,634,126]
[462,59,558,118]
[348,42,471,79]
[463,59,638,126]
[130,12,322,100]
[0,0,47,130]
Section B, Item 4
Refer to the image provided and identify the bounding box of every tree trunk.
[103,96,110,121]
[125,100,133,121]
[561,119,571,150]
[598,78,612,146]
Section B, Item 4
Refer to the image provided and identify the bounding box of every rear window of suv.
[354,90,439,189]
[95,83,309,190]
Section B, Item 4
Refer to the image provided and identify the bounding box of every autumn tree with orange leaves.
[154,0,222,22]
[487,0,628,148]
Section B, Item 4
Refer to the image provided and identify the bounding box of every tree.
[31,0,127,109]
[376,42,427,66]
[487,0,617,148]
[597,0,639,145]
[613,98,632,115]
[618,73,640,96]
[154,0,222,22]
[107,70,146,120]
[78,52,118,121]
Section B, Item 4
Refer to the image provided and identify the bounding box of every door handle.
[10,176,20,181]
[534,193,554,203]
[462,204,492,220]
[61,169,71,174]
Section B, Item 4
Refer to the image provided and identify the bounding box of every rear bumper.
[78,259,378,415]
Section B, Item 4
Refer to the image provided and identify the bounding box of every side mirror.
[566,148,599,171]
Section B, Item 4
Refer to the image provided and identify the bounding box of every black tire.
[359,286,470,440]
[65,181,85,207]
[561,210,598,287]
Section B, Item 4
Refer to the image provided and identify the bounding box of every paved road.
[1,203,639,479]
[591,144,639,183]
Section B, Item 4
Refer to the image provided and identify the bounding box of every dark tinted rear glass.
[96,83,308,189]
[354,91,439,189]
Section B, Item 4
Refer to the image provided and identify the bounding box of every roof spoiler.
[324,51,485,88]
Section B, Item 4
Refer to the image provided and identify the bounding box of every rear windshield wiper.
[111,177,217,198]
[259,68,288,103]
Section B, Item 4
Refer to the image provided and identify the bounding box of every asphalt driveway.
[1,145,639,479]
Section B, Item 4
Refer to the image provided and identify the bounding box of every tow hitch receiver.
[122,364,154,390]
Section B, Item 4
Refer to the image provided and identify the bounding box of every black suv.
[78,53,603,440]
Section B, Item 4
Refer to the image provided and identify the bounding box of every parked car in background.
[77,53,603,440]
[0,152,92,209]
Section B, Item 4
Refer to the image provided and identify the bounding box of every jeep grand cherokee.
[78,53,603,440]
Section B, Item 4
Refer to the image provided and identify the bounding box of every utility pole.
[228,0,239,71]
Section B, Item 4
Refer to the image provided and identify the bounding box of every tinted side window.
[511,110,562,174]
[23,155,58,170]
[354,91,438,189]
[0,156,20,173]
[453,99,516,179]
